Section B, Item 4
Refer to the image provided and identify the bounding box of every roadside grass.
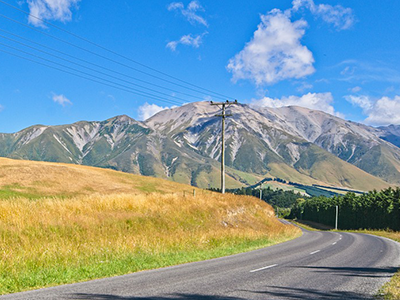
[0,192,301,295]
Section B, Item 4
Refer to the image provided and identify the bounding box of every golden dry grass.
[0,157,198,197]
[0,192,300,294]
[0,158,301,294]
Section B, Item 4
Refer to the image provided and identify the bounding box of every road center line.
[310,250,320,255]
[250,264,278,273]
[332,242,337,245]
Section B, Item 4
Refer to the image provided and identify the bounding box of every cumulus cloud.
[166,32,206,51]
[138,102,172,120]
[227,9,315,86]
[52,93,72,106]
[227,1,354,86]
[27,0,80,27]
[168,0,208,27]
[345,95,400,125]
[291,0,355,30]
[251,92,342,117]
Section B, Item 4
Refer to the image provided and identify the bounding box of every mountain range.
[1,101,399,191]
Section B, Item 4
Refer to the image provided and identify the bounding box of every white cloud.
[52,93,72,106]
[168,0,208,27]
[350,86,361,93]
[166,32,206,51]
[0,105,4,112]
[345,95,372,111]
[138,103,172,120]
[227,9,315,86]
[291,0,354,30]
[345,95,400,125]
[251,92,342,117]
[27,0,80,27]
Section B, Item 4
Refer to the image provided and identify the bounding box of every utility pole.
[210,100,239,194]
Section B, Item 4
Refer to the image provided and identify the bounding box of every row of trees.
[290,187,400,230]
[232,187,305,218]
[232,186,304,208]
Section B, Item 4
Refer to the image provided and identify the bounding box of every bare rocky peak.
[145,101,219,132]
[106,114,144,126]
[146,101,280,135]
[261,105,381,144]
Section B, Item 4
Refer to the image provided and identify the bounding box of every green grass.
[0,192,301,295]
[0,184,45,199]
[0,158,301,295]
[1,236,289,294]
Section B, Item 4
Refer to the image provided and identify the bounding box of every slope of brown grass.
[0,157,196,198]
[0,158,301,294]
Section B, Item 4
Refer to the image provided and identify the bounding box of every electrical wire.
[0,28,206,102]
[0,0,235,101]
[0,35,194,104]
[0,44,183,106]
[0,12,225,101]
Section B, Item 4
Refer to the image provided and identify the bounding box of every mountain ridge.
[0,101,398,191]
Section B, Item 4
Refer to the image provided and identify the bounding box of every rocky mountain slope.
[0,102,398,190]
[255,105,400,185]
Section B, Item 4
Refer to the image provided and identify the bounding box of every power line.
[0,13,225,101]
[0,34,191,104]
[0,46,183,106]
[0,28,206,102]
[0,0,235,101]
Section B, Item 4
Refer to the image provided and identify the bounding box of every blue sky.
[1,0,400,133]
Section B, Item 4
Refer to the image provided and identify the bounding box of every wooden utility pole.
[210,100,238,194]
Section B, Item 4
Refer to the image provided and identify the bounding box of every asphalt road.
[3,229,400,300]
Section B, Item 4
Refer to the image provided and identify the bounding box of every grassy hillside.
[0,158,300,294]
[0,157,197,198]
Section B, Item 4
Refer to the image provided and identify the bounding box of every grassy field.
[0,158,301,295]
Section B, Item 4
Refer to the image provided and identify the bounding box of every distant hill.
[0,102,398,191]
[378,124,400,148]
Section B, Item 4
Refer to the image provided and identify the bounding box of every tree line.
[290,187,400,230]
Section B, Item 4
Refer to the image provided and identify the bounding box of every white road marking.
[250,264,278,273]
[310,250,320,255]
[332,242,337,245]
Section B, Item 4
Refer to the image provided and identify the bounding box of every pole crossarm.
[210,100,239,194]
